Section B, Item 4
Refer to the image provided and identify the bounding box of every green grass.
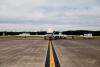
[93,36,100,40]
[66,36,100,40]
[0,36,100,40]
[0,36,44,39]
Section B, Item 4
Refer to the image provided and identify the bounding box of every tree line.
[62,30,100,36]
[0,30,100,36]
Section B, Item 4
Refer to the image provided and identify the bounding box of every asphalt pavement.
[0,39,100,67]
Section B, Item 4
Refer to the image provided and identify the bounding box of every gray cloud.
[0,0,100,31]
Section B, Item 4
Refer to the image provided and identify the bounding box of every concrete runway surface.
[0,39,48,67]
[0,39,100,67]
[53,40,100,67]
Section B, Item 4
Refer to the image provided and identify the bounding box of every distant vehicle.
[18,33,31,36]
[83,33,93,39]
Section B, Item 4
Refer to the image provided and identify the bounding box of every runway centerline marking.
[50,41,55,67]
[45,40,60,67]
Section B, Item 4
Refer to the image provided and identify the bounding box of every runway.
[0,39,100,67]
[53,40,100,67]
[0,39,48,67]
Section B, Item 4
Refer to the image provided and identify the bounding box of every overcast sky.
[0,0,100,31]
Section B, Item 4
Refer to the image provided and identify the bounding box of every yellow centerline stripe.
[50,41,55,67]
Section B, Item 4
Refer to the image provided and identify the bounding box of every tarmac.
[53,40,100,67]
[0,39,100,67]
[0,39,48,67]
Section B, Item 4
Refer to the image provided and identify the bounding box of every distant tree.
[62,30,100,36]
[54,31,59,34]
[37,31,47,35]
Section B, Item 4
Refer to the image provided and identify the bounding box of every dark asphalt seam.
[45,41,50,67]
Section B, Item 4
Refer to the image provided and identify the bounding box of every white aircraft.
[43,28,67,40]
